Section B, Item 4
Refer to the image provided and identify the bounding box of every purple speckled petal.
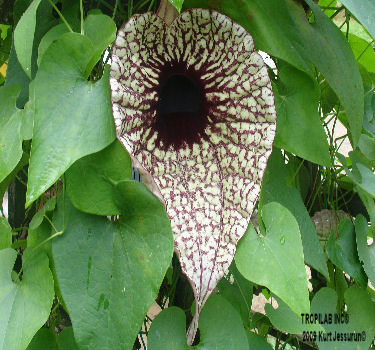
[110,8,276,343]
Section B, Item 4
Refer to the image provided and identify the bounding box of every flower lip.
[153,61,211,151]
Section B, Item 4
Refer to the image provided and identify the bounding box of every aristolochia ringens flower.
[109,1,276,343]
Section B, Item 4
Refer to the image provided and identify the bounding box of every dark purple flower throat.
[154,62,211,151]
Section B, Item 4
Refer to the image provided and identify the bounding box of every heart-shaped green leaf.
[0,248,54,350]
[148,295,249,350]
[26,32,116,206]
[259,149,328,279]
[147,307,188,350]
[66,140,132,216]
[195,294,249,349]
[52,181,173,350]
[83,14,116,74]
[235,202,309,315]
[273,62,330,166]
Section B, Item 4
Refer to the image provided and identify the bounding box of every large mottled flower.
[110,4,276,343]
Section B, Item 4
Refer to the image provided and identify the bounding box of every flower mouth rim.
[153,60,212,151]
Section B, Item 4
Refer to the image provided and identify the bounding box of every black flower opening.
[154,62,212,150]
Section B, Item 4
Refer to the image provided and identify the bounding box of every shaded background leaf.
[326,219,367,286]
[26,328,57,350]
[57,327,79,350]
[217,262,253,328]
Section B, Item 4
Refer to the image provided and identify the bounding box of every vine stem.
[80,0,84,34]
[112,0,119,19]
[17,230,63,278]
[44,213,59,234]
[46,0,73,33]
[357,40,375,61]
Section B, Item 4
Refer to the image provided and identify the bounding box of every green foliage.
[0,85,23,182]
[235,202,309,315]
[52,182,173,350]
[347,34,375,73]
[217,262,253,327]
[66,140,132,215]
[26,328,57,350]
[266,297,323,334]
[303,0,364,146]
[260,149,329,279]
[1,0,375,349]
[340,0,375,39]
[26,32,116,206]
[355,215,375,286]
[0,248,54,350]
[0,216,12,249]
[168,0,184,12]
[326,219,367,286]
[0,25,11,67]
[57,327,79,350]
[273,62,331,166]
[14,0,44,77]
[311,286,375,350]
[148,295,249,349]
[83,14,117,75]
[148,307,188,350]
